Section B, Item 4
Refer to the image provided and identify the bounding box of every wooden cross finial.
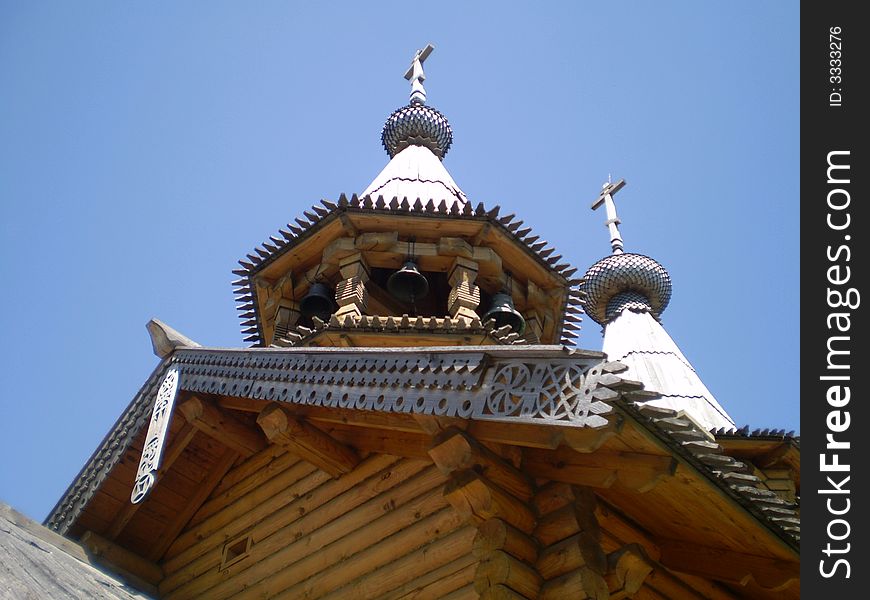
[591,178,627,254]
[404,43,435,105]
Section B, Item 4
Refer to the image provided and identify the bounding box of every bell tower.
[233,45,582,348]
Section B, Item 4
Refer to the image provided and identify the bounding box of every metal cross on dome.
[591,176,627,255]
[404,43,435,105]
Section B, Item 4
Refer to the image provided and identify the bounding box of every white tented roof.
[603,307,736,431]
[361,144,468,209]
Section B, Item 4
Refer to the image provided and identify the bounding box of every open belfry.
[44,46,800,599]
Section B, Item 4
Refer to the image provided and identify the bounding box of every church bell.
[387,260,429,303]
[300,282,336,322]
[483,291,526,335]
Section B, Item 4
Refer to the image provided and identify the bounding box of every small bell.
[300,282,335,322]
[483,291,526,335]
[387,260,429,303]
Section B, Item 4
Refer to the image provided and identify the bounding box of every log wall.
[158,448,475,599]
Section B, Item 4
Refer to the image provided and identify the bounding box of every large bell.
[483,292,526,335]
[387,260,429,303]
[300,282,335,322]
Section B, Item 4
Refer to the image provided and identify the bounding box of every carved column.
[334,253,370,319]
[522,309,544,344]
[525,281,556,343]
[274,301,301,339]
[447,257,481,320]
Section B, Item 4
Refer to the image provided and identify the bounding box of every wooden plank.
[562,419,623,452]
[178,396,266,457]
[105,421,198,540]
[148,447,237,562]
[444,470,537,534]
[429,428,534,501]
[468,420,563,450]
[316,421,431,459]
[595,499,661,561]
[257,403,360,476]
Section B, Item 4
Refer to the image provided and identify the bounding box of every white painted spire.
[362,45,467,210]
[582,179,736,431]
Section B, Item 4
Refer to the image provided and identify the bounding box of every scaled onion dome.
[381,102,453,160]
[581,253,672,325]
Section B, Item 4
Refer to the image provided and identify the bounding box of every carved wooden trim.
[130,367,180,504]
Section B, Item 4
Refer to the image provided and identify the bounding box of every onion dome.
[381,103,453,160]
[581,253,671,325]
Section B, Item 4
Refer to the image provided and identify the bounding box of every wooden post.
[447,257,481,320]
[334,253,370,319]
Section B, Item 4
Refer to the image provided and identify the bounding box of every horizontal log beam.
[474,550,542,599]
[524,449,677,493]
[444,470,537,534]
[257,403,360,477]
[473,518,539,565]
[604,544,654,599]
[178,396,265,457]
[80,530,163,587]
[429,428,533,501]
[658,539,799,590]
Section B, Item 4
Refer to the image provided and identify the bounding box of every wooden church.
[43,46,800,599]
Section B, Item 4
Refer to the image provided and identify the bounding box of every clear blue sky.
[0,2,799,521]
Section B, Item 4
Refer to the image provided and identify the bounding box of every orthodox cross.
[404,43,435,105]
[591,177,627,254]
